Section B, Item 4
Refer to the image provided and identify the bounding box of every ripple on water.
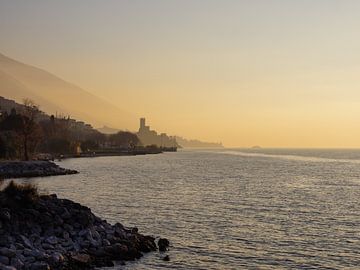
[16,149,360,269]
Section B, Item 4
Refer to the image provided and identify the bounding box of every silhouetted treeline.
[0,100,143,160]
[0,100,41,160]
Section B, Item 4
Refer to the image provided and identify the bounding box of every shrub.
[0,181,39,207]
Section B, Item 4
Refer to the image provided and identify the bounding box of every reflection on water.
[17,149,360,269]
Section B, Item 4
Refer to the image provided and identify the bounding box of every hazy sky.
[1,0,360,147]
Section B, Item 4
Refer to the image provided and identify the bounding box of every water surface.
[18,149,360,269]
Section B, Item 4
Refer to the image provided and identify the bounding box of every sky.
[1,0,360,147]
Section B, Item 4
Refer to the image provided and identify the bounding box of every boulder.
[0,209,11,221]
[0,248,16,258]
[0,192,161,269]
[10,257,24,269]
[70,253,91,266]
[158,238,170,252]
[30,262,51,270]
[45,236,58,245]
[0,255,10,265]
[163,255,170,261]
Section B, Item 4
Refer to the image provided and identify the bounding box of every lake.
[17,149,360,269]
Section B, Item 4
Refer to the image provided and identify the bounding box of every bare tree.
[20,99,41,160]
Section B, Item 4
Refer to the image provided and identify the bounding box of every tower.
[140,118,146,130]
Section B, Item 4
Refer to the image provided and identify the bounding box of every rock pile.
[0,161,78,179]
[0,185,164,269]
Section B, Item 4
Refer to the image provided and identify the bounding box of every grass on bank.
[0,179,40,207]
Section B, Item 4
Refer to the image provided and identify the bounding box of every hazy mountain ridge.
[97,126,122,134]
[0,69,65,114]
[0,53,222,147]
[0,52,136,130]
[175,136,223,148]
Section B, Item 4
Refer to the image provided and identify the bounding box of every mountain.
[0,53,136,130]
[97,126,121,134]
[175,136,223,148]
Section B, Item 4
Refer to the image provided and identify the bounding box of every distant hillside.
[0,53,136,130]
[176,136,223,148]
[97,126,121,134]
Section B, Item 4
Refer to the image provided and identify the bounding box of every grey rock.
[0,185,158,269]
[31,225,42,235]
[24,256,36,263]
[61,209,71,220]
[10,257,24,269]
[73,242,81,252]
[42,243,54,250]
[71,254,91,265]
[105,229,114,235]
[23,249,33,257]
[49,252,64,265]
[0,265,17,270]
[62,223,73,232]
[20,235,33,249]
[0,236,10,247]
[14,243,24,250]
[106,234,114,241]
[79,240,90,248]
[0,209,11,221]
[30,262,50,270]
[46,236,58,245]
[62,231,70,240]
[30,249,46,259]
[60,240,73,248]
[0,255,10,265]
[92,230,100,240]
[90,240,100,248]
[0,248,16,258]
[102,239,111,246]
[78,229,89,237]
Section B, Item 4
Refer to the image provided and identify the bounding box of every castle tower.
[140,118,146,130]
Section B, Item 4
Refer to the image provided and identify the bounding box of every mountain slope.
[0,53,136,129]
[0,69,65,114]
[175,136,223,148]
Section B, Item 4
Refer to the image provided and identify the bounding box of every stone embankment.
[0,161,78,179]
[0,184,169,269]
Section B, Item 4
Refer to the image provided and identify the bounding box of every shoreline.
[0,183,169,269]
[0,147,178,179]
[0,161,78,179]
[72,147,177,158]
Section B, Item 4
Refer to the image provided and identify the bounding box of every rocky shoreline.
[0,182,169,269]
[0,161,78,179]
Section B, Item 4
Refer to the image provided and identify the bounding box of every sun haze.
[1,0,360,147]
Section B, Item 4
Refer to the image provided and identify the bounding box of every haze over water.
[18,149,360,269]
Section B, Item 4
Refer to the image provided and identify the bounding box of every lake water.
[17,149,360,269]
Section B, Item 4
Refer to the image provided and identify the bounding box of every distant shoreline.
[0,147,179,179]
[61,146,177,159]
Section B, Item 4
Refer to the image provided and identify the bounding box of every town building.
[137,118,178,147]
